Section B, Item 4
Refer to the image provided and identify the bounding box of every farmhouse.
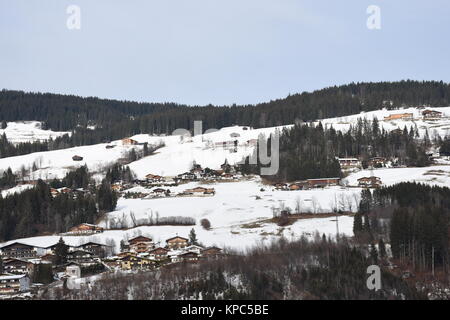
[368,157,387,167]
[122,138,138,145]
[178,172,197,181]
[166,236,189,250]
[128,236,154,253]
[422,109,443,120]
[306,178,341,188]
[201,247,223,259]
[337,158,361,168]
[148,247,169,261]
[145,173,164,183]
[384,113,413,121]
[183,187,215,196]
[358,176,382,188]
[0,274,30,295]
[68,223,104,235]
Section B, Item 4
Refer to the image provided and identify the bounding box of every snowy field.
[0,121,70,144]
[345,165,450,188]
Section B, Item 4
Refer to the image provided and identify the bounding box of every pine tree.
[54,237,69,266]
[188,228,198,245]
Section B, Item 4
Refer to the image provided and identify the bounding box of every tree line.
[2,80,449,149]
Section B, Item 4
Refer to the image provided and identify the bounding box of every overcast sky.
[1,0,449,105]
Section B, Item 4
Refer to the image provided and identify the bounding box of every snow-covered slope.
[316,106,450,139]
[0,121,71,144]
[127,125,288,178]
[346,165,450,188]
[0,125,289,180]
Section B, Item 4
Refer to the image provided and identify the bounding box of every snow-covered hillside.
[0,121,71,144]
[316,106,450,139]
[345,165,450,188]
[0,125,288,180]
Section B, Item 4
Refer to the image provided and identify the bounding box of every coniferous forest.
[1,80,449,149]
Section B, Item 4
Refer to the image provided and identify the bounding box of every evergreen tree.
[54,237,69,266]
[188,228,198,245]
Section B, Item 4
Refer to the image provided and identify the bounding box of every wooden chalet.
[122,138,138,145]
[68,223,104,235]
[166,236,189,250]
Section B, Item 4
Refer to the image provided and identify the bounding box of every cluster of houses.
[383,109,444,122]
[103,235,223,271]
[176,161,241,182]
[49,187,91,198]
[274,178,342,191]
[0,239,108,295]
[111,160,243,199]
[0,232,224,295]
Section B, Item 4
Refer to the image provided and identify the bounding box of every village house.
[368,157,388,168]
[179,252,199,263]
[384,113,414,121]
[422,109,443,120]
[122,138,138,145]
[66,250,98,266]
[177,172,197,181]
[2,258,31,275]
[306,178,341,188]
[119,255,154,270]
[183,187,215,196]
[0,274,30,295]
[185,245,204,255]
[201,247,223,260]
[0,242,46,259]
[148,247,169,261]
[75,242,107,258]
[128,236,154,253]
[68,223,104,235]
[145,173,165,183]
[337,158,361,169]
[358,176,382,188]
[166,236,189,250]
[151,188,170,196]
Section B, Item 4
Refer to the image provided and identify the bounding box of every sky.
[0,0,449,106]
